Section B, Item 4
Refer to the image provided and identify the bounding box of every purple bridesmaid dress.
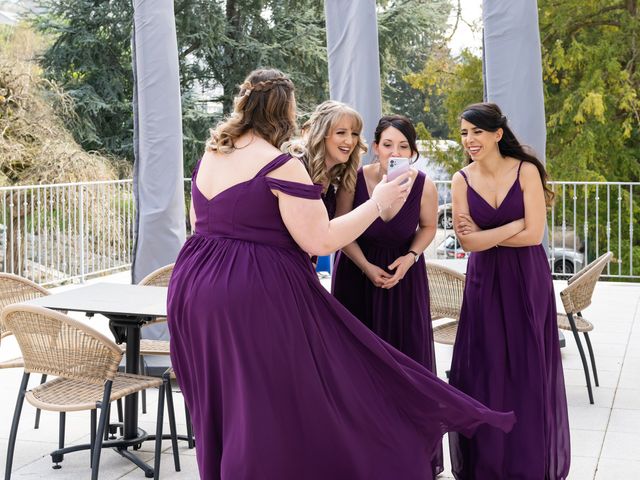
[168,153,515,480]
[332,168,443,476]
[449,163,570,479]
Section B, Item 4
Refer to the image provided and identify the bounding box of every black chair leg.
[568,313,594,404]
[116,398,124,436]
[583,331,599,387]
[91,381,113,480]
[154,384,165,480]
[164,372,181,471]
[33,373,47,429]
[185,404,195,449]
[103,404,111,441]
[5,372,29,480]
[53,411,66,468]
[140,356,147,414]
[90,409,97,467]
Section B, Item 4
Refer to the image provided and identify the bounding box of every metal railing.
[429,180,640,280]
[0,178,636,286]
[0,180,134,286]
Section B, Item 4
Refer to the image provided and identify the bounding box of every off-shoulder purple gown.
[168,154,515,480]
[449,165,570,479]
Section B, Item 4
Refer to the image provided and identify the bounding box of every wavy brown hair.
[206,68,296,153]
[301,100,366,193]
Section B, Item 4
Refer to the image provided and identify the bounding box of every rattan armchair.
[0,273,51,428]
[558,251,613,404]
[426,262,466,345]
[2,305,165,480]
[135,264,173,415]
[138,263,173,357]
[136,263,194,468]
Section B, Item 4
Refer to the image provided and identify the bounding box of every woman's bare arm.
[274,159,411,256]
[452,172,524,252]
[498,162,546,247]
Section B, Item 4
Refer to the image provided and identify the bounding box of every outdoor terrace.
[0,269,638,479]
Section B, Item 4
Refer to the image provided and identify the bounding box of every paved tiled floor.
[0,272,638,479]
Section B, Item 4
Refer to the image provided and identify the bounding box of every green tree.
[377,0,452,137]
[405,48,483,173]
[33,0,135,158]
[34,0,454,168]
[539,0,640,183]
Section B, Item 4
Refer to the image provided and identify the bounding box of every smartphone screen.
[387,157,410,182]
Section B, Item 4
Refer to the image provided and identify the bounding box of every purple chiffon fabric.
[449,165,571,479]
[332,169,443,476]
[168,153,515,480]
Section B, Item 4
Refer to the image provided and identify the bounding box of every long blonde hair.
[303,101,366,193]
[206,68,296,153]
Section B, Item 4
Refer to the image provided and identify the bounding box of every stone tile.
[618,362,640,389]
[0,438,60,473]
[563,368,619,389]
[613,389,640,410]
[595,458,640,480]
[9,440,154,479]
[600,431,640,461]
[570,429,605,458]
[567,455,597,480]
[607,409,640,433]
[565,385,615,409]
[568,406,610,431]
[561,354,623,373]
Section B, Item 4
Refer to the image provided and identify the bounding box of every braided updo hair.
[207,68,296,153]
[461,102,554,206]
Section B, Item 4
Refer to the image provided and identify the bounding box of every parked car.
[437,203,453,229]
[435,233,585,273]
[435,234,468,259]
[551,248,584,274]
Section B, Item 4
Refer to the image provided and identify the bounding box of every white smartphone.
[387,157,410,182]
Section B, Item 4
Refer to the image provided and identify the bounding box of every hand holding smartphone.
[387,157,410,183]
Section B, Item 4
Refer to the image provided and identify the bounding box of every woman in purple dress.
[285,101,365,265]
[301,100,365,219]
[331,115,442,476]
[449,103,570,479]
[168,69,515,480]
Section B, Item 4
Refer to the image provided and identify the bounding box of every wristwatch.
[408,250,420,263]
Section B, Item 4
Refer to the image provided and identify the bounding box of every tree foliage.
[407,0,640,185]
[405,48,482,173]
[539,0,640,183]
[377,0,452,138]
[33,0,453,169]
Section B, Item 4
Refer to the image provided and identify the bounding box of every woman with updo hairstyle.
[331,114,443,476]
[448,102,570,479]
[168,70,515,479]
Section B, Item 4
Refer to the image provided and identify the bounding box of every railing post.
[79,185,86,283]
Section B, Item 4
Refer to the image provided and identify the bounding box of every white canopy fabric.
[131,0,185,348]
[325,0,382,163]
[131,0,186,288]
[482,0,547,164]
